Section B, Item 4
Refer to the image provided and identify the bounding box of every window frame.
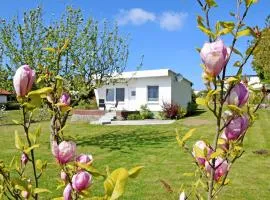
[105,88,115,102]
[116,88,125,102]
[147,85,159,102]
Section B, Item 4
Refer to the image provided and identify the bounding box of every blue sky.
[1,0,269,89]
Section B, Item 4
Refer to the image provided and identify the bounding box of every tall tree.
[0,6,129,100]
[252,15,270,82]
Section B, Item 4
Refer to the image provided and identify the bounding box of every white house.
[94,69,193,111]
[0,89,11,103]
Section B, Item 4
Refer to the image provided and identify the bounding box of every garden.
[1,0,270,199]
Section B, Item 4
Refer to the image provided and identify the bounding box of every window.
[116,88,125,101]
[106,88,114,101]
[131,91,136,96]
[147,86,159,101]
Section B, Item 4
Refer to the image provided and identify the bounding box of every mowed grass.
[0,108,270,199]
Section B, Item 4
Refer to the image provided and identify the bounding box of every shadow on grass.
[74,129,173,152]
[187,109,206,117]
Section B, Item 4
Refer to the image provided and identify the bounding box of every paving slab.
[107,119,175,126]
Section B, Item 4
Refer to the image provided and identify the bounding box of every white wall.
[0,95,7,103]
[171,77,192,108]
[95,76,172,111]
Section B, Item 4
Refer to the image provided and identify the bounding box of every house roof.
[115,69,193,84]
[0,89,12,95]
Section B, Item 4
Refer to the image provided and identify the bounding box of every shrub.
[75,99,98,109]
[5,102,20,110]
[161,102,184,119]
[140,104,154,119]
[186,101,198,116]
[127,113,143,120]
[119,110,140,120]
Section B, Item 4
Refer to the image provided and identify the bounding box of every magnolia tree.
[0,42,142,200]
[176,0,265,199]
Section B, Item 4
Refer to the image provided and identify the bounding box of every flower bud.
[76,154,93,165]
[21,153,28,165]
[200,40,230,77]
[61,170,67,181]
[225,115,249,140]
[13,65,36,97]
[226,82,249,107]
[51,141,76,164]
[60,93,71,106]
[192,140,213,166]
[72,171,92,192]
[219,133,229,151]
[179,191,186,200]
[205,157,229,181]
[63,184,72,200]
[21,190,30,199]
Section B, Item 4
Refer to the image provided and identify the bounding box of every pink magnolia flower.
[226,82,249,107]
[51,141,76,164]
[63,184,72,200]
[21,190,30,199]
[21,153,28,165]
[225,115,249,140]
[61,170,67,181]
[13,65,36,97]
[219,133,229,151]
[200,40,230,77]
[192,140,213,166]
[60,93,71,106]
[205,157,229,181]
[72,171,92,192]
[76,154,93,165]
[179,191,186,200]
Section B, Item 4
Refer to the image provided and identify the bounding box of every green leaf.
[217,28,232,36]
[33,188,51,194]
[77,163,106,177]
[128,166,144,178]
[60,39,70,52]
[220,21,235,29]
[27,87,53,97]
[15,131,24,150]
[198,26,215,38]
[43,47,56,53]
[210,148,224,159]
[236,27,256,38]
[182,128,196,143]
[231,47,243,58]
[196,98,206,106]
[197,16,204,27]
[104,168,129,200]
[24,144,40,154]
[28,94,42,108]
[36,159,43,170]
[206,0,217,7]
[245,0,258,7]
[226,76,240,84]
[227,105,243,115]
[233,61,241,67]
[12,120,21,125]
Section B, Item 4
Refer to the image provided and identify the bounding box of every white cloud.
[159,12,188,31]
[115,8,188,31]
[116,8,156,26]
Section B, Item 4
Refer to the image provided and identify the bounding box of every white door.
[128,88,136,111]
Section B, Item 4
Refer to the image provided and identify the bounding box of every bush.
[140,104,154,119]
[186,102,198,116]
[2,102,21,110]
[119,110,140,120]
[75,99,98,109]
[161,102,184,119]
[127,113,143,120]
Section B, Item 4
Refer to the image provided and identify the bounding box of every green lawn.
[0,108,270,199]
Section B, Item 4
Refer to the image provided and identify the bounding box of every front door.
[128,88,136,111]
